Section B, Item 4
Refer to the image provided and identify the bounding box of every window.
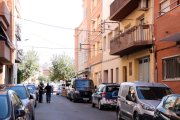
[163,96,176,110]
[108,32,112,49]
[160,0,170,15]
[129,62,132,76]
[103,36,106,51]
[116,67,119,83]
[111,69,113,83]
[114,27,119,37]
[121,85,130,97]
[163,56,180,79]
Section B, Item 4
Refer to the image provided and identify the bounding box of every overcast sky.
[19,0,83,65]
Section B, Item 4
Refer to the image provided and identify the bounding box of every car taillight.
[102,92,106,97]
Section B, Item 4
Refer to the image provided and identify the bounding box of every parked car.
[154,94,180,120]
[27,86,37,108]
[91,83,120,110]
[116,82,173,120]
[68,78,95,102]
[0,89,27,120]
[0,84,35,120]
[27,84,39,101]
[56,84,65,95]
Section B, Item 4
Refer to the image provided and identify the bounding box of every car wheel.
[134,112,140,120]
[98,100,103,110]
[117,109,122,120]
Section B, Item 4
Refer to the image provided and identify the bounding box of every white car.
[56,84,65,95]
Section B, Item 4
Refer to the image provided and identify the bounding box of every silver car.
[116,81,173,120]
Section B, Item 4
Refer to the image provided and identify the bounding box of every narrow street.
[35,94,116,120]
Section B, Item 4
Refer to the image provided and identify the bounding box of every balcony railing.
[110,24,153,56]
[110,0,139,21]
[15,49,23,63]
[15,24,21,41]
[0,0,10,30]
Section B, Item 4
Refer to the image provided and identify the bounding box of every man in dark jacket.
[44,83,52,103]
[38,83,44,103]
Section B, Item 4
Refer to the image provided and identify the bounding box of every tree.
[50,54,76,81]
[17,50,39,83]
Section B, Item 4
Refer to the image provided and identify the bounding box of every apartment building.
[101,0,121,84]
[154,0,180,93]
[74,0,91,79]
[0,0,22,84]
[75,0,103,86]
[89,0,103,85]
[109,0,155,82]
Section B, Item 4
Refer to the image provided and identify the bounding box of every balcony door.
[138,17,145,41]
[138,57,150,82]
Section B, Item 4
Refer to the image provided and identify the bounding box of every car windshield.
[136,86,172,100]
[28,87,34,94]
[0,96,9,119]
[6,86,28,99]
[75,80,94,88]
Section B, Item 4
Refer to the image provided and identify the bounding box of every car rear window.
[0,96,9,119]
[6,86,28,99]
[106,86,119,92]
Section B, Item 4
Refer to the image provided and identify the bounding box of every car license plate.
[83,98,89,100]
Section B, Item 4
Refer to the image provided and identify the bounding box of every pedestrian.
[38,82,44,103]
[44,83,52,103]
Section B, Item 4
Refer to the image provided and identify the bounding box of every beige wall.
[118,0,154,82]
[120,50,154,82]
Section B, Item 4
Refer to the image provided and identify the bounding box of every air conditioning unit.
[139,0,149,11]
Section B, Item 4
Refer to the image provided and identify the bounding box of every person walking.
[44,83,52,103]
[38,82,44,103]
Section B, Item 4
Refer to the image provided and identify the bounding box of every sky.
[18,0,83,65]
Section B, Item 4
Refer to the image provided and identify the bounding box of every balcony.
[110,24,153,56]
[0,0,10,30]
[15,24,21,41]
[0,41,11,64]
[110,0,139,21]
[15,49,23,63]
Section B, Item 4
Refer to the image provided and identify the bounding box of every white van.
[116,81,173,120]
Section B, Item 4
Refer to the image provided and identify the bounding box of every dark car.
[0,84,35,120]
[0,89,26,120]
[69,78,95,102]
[154,94,180,120]
[91,83,119,110]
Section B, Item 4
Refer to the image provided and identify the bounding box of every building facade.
[74,0,91,79]
[109,0,155,82]
[75,0,103,86]
[89,0,103,85]
[0,0,22,84]
[101,0,121,84]
[154,0,180,93]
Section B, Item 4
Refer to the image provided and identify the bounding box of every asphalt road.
[35,94,116,120]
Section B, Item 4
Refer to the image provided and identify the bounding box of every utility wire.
[0,12,101,33]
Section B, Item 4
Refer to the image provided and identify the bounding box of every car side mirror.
[16,108,25,117]
[29,94,34,99]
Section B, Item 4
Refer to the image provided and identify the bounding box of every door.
[123,66,127,82]
[138,57,150,82]
[93,86,103,104]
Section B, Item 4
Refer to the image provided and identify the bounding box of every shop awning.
[161,33,180,42]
